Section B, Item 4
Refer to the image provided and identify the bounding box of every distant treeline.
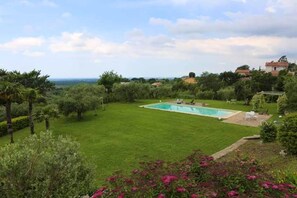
[50,78,98,87]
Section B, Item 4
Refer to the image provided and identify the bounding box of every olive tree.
[58,84,105,120]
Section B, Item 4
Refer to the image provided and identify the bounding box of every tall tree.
[0,71,23,143]
[219,71,241,86]
[198,72,222,92]
[98,71,122,93]
[18,70,54,134]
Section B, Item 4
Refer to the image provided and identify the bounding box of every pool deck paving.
[223,112,271,127]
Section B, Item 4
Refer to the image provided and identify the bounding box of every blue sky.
[0,0,297,78]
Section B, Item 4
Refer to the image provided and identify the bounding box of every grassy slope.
[0,100,264,181]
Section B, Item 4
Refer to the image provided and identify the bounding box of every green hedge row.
[0,116,29,137]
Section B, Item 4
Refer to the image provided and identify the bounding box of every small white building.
[265,61,288,76]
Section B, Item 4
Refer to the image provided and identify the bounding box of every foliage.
[234,80,252,102]
[277,94,288,115]
[0,132,95,197]
[216,86,235,100]
[150,85,173,99]
[198,72,222,92]
[0,102,28,122]
[275,171,297,188]
[98,71,122,93]
[250,70,277,93]
[236,65,250,70]
[284,76,297,111]
[0,116,29,137]
[189,72,196,78]
[278,113,297,155]
[35,104,59,131]
[92,151,297,197]
[196,90,215,100]
[113,83,142,102]
[260,122,277,143]
[219,71,241,86]
[251,93,266,112]
[58,84,105,119]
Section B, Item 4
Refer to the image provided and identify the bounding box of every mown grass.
[0,100,267,182]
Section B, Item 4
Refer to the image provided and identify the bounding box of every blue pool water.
[142,103,238,118]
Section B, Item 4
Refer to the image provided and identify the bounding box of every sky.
[0,0,297,78]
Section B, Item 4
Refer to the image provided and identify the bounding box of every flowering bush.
[92,151,297,197]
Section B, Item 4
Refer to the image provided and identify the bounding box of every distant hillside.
[50,78,97,87]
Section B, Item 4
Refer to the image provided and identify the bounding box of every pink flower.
[228,190,239,197]
[272,185,279,190]
[158,193,166,198]
[200,161,209,167]
[131,187,138,191]
[262,183,270,189]
[247,175,257,180]
[176,187,186,193]
[191,194,199,198]
[161,175,178,185]
[92,187,106,198]
[118,193,124,198]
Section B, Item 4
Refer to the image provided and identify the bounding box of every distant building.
[265,56,289,76]
[151,82,162,87]
[235,69,250,76]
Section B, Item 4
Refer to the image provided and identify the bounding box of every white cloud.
[41,0,57,7]
[0,37,44,51]
[61,12,71,18]
[49,32,128,56]
[22,50,44,57]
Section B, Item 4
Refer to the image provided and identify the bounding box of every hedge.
[0,116,29,137]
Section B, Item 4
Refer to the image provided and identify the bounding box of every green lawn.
[0,100,271,182]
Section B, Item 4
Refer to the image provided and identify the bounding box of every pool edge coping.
[140,102,242,119]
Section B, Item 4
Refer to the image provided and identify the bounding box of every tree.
[113,83,142,102]
[250,70,276,93]
[219,71,241,86]
[198,72,222,92]
[284,76,297,111]
[234,80,252,104]
[98,71,122,93]
[251,93,266,112]
[35,104,59,132]
[236,65,250,70]
[189,72,196,78]
[18,70,54,134]
[0,71,24,143]
[58,84,105,120]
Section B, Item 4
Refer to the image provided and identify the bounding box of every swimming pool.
[141,103,240,119]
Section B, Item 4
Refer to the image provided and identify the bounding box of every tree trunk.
[6,101,14,144]
[77,111,82,120]
[29,101,34,134]
[45,118,50,132]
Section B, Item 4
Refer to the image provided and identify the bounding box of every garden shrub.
[216,86,235,101]
[260,122,277,143]
[277,94,288,115]
[0,132,95,197]
[196,90,215,100]
[278,113,297,155]
[92,151,297,197]
[0,116,29,137]
[251,93,266,112]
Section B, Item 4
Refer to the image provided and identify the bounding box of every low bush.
[0,116,29,137]
[92,151,297,197]
[251,93,266,112]
[0,132,95,197]
[278,113,297,155]
[216,87,235,101]
[196,90,215,100]
[260,122,277,143]
[277,94,288,115]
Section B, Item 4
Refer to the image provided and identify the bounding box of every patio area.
[223,112,272,127]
